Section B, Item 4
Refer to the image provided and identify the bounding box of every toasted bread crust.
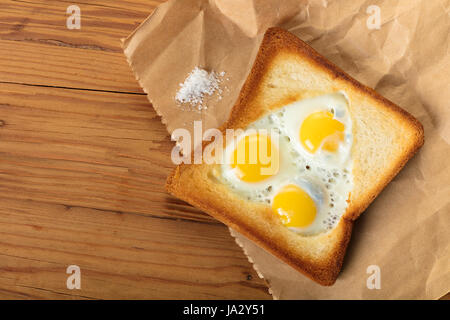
[166,27,424,285]
[167,166,353,286]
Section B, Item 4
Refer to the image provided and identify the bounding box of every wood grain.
[0,39,143,93]
[0,83,212,222]
[0,0,271,299]
[1,0,151,53]
[0,196,269,299]
[0,0,150,92]
[0,78,271,300]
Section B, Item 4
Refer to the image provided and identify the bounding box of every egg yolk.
[231,133,279,183]
[272,184,317,228]
[300,111,345,153]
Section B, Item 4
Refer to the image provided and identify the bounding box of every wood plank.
[0,0,154,52]
[0,0,165,93]
[0,39,144,93]
[0,82,214,223]
[0,196,269,299]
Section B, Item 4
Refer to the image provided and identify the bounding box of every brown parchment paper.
[123,0,450,299]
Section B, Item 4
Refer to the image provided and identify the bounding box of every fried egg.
[280,92,352,167]
[220,92,353,235]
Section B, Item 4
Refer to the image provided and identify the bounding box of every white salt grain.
[175,67,225,110]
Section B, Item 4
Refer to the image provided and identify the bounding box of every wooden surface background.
[0,0,447,300]
[0,0,270,299]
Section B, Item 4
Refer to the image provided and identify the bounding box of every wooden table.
[0,0,447,300]
[0,0,270,299]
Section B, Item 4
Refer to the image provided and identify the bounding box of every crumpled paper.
[123,0,450,299]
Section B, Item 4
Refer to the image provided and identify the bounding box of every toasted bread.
[166,27,424,285]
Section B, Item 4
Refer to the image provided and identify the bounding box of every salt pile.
[175,67,225,110]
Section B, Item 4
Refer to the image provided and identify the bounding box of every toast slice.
[166,27,424,285]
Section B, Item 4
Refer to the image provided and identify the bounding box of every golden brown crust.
[166,27,424,286]
[166,166,353,286]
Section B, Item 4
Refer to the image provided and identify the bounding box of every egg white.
[219,92,353,235]
[279,92,353,169]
